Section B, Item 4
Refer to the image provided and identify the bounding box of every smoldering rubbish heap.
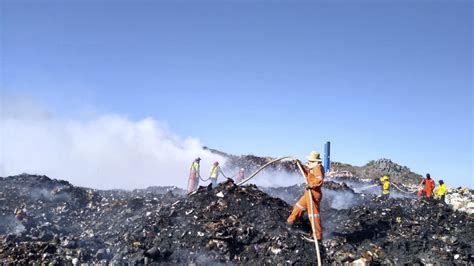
[0,174,473,264]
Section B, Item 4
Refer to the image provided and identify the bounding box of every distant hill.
[204,147,424,185]
[330,159,423,185]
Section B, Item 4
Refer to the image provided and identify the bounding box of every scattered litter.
[0,174,472,264]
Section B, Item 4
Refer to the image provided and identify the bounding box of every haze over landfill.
[0,0,473,265]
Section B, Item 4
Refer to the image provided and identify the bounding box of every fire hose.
[219,170,235,180]
[236,156,292,186]
[199,176,210,182]
[188,170,235,196]
[355,182,418,194]
[199,169,234,182]
[236,156,322,266]
[392,183,418,194]
[356,184,378,191]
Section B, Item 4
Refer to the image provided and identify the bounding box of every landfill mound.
[1,174,473,264]
[143,180,316,264]
[203,146,296,174]
[204,147,423,185]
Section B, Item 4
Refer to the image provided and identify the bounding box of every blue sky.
[1,0,473,186]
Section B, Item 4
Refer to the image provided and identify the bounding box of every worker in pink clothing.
[236,168,245,183]
[187,157,201,193]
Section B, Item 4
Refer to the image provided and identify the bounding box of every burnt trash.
[0,174,472,265]
[144,246,160,259]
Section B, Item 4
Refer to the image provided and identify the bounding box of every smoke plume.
[0,99,223,189]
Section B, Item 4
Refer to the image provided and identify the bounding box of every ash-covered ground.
[1,174,473,265]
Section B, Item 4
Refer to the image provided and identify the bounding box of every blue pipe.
[324,141,330,172]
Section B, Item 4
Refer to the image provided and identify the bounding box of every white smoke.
[0,99,223,189]
[0,215,26,235]
[240,171,302,187]
[231,168,304,187]
[322,189,359,210]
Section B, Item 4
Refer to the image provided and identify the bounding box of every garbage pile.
[326,197,473,264]
[263,183,473,264]
[0,175,316,264]
[142,180,316,264]
[0,174,183,264]
[446,187,474,215]
[1,174,473,264]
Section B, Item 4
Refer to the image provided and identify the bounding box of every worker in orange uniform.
[187,157,201,193]
[417,173,435,199]
[287,151,325,241]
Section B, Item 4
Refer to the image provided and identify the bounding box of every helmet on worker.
[213,161,219,166]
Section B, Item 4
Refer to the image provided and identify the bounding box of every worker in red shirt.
[417,173,435,199]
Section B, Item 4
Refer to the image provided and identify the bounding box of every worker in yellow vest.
[209,161,221,188]
[435,180,447,202]
[187,157,201,193]
[380,175,391,199]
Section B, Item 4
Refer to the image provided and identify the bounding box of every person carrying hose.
[417,173,435,199]
[209,161,220,188]
[287,151,325,242]
[380,175,391,199]
[187,157,201,193]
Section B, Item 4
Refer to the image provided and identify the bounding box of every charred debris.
[1,174,473,264]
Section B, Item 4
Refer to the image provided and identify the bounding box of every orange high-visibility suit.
[418,178,435,198]
[287,164,325,240]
